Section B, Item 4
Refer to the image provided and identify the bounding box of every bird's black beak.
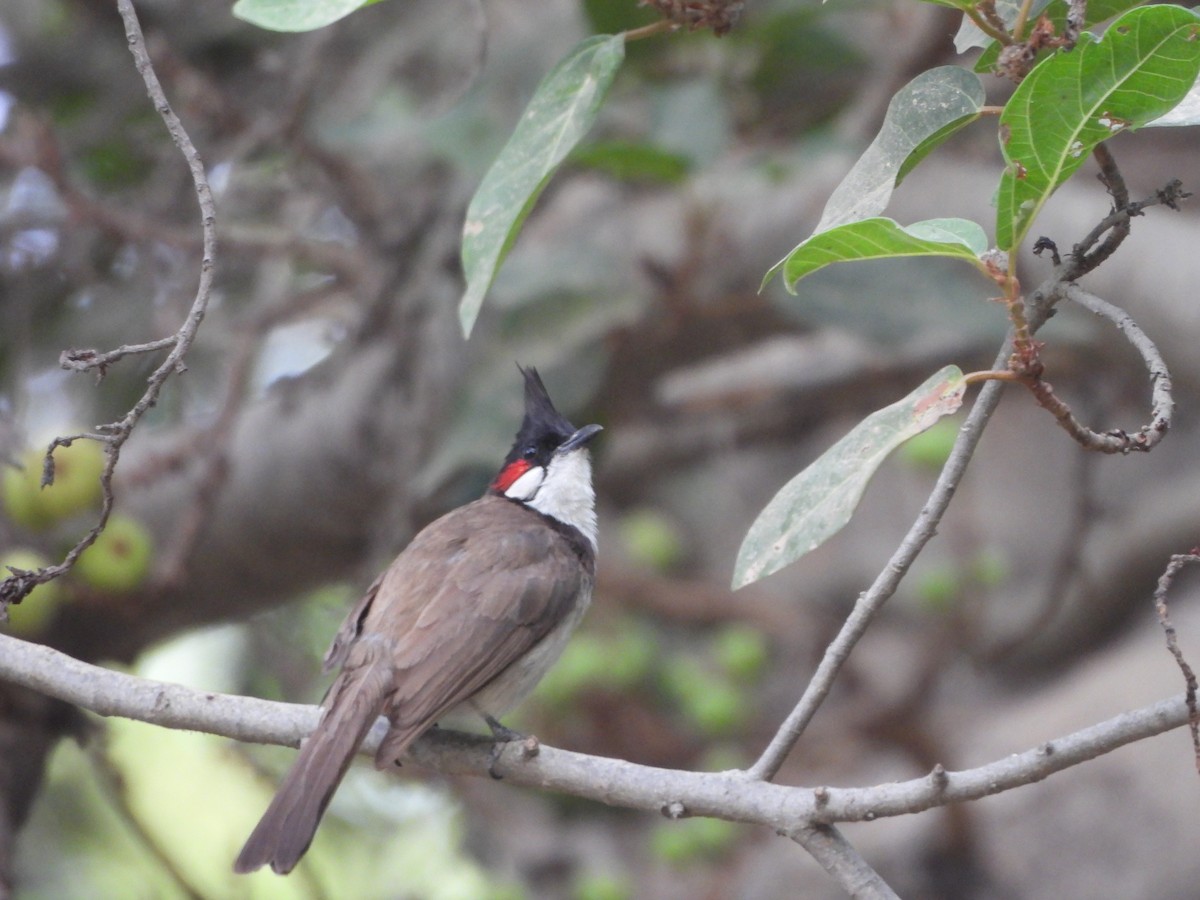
[557,423,602,454]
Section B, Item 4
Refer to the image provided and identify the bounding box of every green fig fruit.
[74,514,153,593]
[39,441,105,521]
[0,549,67,637]
[3,441,105,530]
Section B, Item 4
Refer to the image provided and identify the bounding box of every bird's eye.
[522,446,537,460]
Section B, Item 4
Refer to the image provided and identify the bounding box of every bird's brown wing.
[323,571,383,672]
[361,494,589,762]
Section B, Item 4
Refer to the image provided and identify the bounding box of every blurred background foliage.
[1,0,1199,898]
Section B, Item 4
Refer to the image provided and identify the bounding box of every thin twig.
[1004,176,1181,457]
[976,0,1009,35]
[0,0,216,611]
[622,19,678,41]
[1010,0,1039,42]
[748,341,1013,781]
[59,338,178,377]
[1151,553,1200,775]
[971,0,1015,43]
[1067,286,1174,433]
[747,261,1098,780]
[1067,149,1190,280]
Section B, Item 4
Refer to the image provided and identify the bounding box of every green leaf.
[459,34,626,337]
[996,5,1200,251]
[732,366,966,589]
[233,0,381,32]
[818,67,984,232]
[764,217,989,293]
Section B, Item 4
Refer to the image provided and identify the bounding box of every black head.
[490,366,601,497]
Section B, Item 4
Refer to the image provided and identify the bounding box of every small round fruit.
[650,824,696,865]
[712,624,769,683]
[3,441,105,530]
[3,462,51,530]
[683,680,745,737]
[0,549,66,637]
[39,441,105,521]
[650,818,737,866]
[74,514,154,593]
[899,420,960,471]
[916,564,960,614]
[618,509,685,572]
[606,623,657,689]
[573,873,631,900]
[535,633,611,707]
[971,548,1010,588]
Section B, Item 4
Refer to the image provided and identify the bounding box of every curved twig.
[0,0,217,611]
[1152,553,1200,774]
[1066,147,1190,280]
[1048,285,1173,453]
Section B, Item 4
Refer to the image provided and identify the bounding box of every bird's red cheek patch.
[492,459,531,493]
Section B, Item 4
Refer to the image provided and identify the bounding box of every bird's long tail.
[234,661,391,875]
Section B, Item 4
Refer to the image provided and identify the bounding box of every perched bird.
[235,367,601,875]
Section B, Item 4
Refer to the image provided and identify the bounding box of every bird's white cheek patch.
[505,466,545,501]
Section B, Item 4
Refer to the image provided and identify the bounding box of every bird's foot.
[483,715,539,779]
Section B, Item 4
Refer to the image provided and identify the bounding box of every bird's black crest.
[503,366,578,468]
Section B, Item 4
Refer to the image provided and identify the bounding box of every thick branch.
[0,633,1192,831]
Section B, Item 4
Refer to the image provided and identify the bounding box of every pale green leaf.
[733,366,966,588]
[818,67,985,232]
[233,0,381,32]
[459,34,626,337]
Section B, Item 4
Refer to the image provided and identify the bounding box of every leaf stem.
[963,369,1024,385]
[622,19,677,42]
[965,5,1014,45]
[1011,0,1039,41]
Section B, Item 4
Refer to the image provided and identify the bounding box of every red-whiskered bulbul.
[234,367,601,875]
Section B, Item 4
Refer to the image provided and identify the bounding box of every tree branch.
[746,235,1172,780]
[1050,284,1173,452]
[748,340,1012,781]
[791,825,900,899]
[1152,553,1200,775]
[0,632,1191,831]
[1,0,217,611]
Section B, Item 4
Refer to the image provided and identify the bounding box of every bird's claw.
[483,715,539,778]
